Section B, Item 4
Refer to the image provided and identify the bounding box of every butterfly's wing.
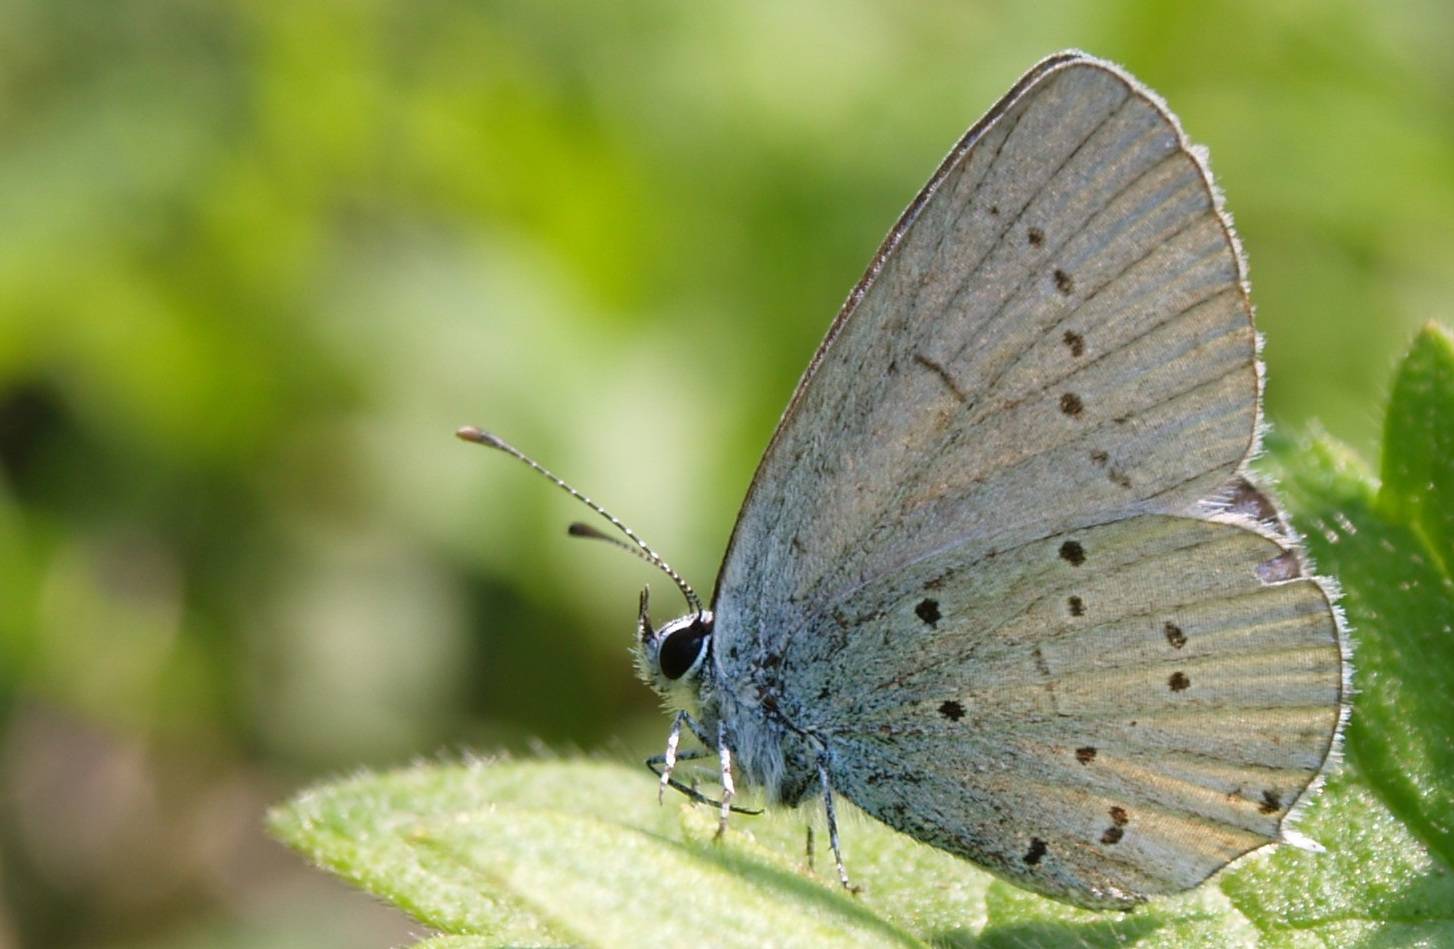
[787,512,1343,907]
[715,51,1268,645]
[708,52,1347,906]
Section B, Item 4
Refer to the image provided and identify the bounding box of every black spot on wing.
[1075,746,1096,764]
[1101,806,1130,845]
[1259,789,1282,814]
[915,598,941,627]
[1067,595,1085,616]
[1024,837,1047,865]
[938,700,965,722]
[1059,541,1086,565]
[1164,622,1187,649]
[1169,671,1191,692]
[1053,268,1074,294]
[1088,449,1130,486]
[1059,392,1083,417]
[1063,330,1085,356]
[1027,227,1045,247]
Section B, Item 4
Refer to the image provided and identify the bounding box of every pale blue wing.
[714,54,1258,655]
[785,513,1343,907]
[707,52,1346,908]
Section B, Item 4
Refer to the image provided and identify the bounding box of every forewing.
[714,53,1259,660]
[788,514,1344,908]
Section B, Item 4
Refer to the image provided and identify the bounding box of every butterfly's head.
[636,595,714,702]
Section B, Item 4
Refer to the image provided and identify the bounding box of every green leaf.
[271,757,1261,947]
[1381,322,1454,574]
[1262,430,1454,869]
[1220,768,1454,945]
[272,324,1454,945]
[269,757,936,946]
[269,754,1454,947]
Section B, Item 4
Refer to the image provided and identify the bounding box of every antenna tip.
[456,426,504,448]
[567,521,618,542]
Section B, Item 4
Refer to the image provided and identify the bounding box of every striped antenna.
[456,426,703,615]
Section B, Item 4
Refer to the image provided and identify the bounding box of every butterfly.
[460,49,1349,909]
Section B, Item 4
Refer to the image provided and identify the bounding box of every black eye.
[659,621,710,680]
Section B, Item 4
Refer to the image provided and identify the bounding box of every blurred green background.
[0,0,1450,945]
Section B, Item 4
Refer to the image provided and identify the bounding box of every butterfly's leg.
[645,748,710,790]
[817,758,857,891]
[646,750,752,808]
[656,709,687,803]
[650,709,716,801]
[805,824,816,872]
[646,720,763,815]
[714,720,735,840]
[681,711,715,745]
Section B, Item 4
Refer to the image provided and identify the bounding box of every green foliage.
[1381,324,1454,574]
[1265,324,1454,873]
[271,326,1454,946]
